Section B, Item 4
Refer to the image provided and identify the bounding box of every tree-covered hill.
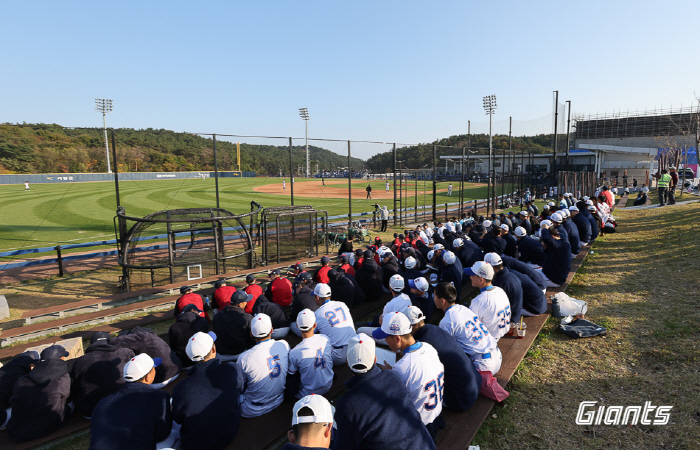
[0,124,364,175]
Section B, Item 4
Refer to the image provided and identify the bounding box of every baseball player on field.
[237,313,290,418]
[313,283,355,365]
[434,282,502,374]
[375,311,445,439]
[464,261,511,341]
[287,309,334,399]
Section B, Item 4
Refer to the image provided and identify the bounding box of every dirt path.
[254,179,448,199]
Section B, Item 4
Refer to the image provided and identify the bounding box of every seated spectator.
[355,250,384,302]
[287,310,334,399]
[408,277,434,322]
[71,332,136,418]
[337,268,366,307]
[399,256,422,291]
[500,224,518,258]
[439,251,463,299]
[357,274,412,342]
[8,345,72,442]
[111,326,182,389]
[407,307,481,411]
[213,290,255,361]
[315,256,332,284]
[243,274,263,313]
[569,206,592,246]
[375,312,445,439]
[172,332,244,450]
[559,209,581,257]
[510,269,548,317]
[514,226,545,266]
[539,223,572,287]
[633,191,648,206]
[434,283,502,374]
[168,304,208,369]
[338,254,355,276]
[90,353,176,450]
[380,250,401,290]
[328,268,355,307]
[283,395,334,450]
[212,278,236,311]
[518,211,532,235]
[237,314,290,418]
[174,285,209,321]
[500,255,547,292]
[265,269,293,308]
[288,262,309,291]
[290,272,318,337]
[484,253,524,324]
[252,294,291,339]
[314,283,356,365]
[464,261,511,341]
[480,225,505,255]
[333,334,436,450]
[0,351,38,429]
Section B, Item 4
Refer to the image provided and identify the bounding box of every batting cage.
[260,206,329,265]
[116,203,262,291]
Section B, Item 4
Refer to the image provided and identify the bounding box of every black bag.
[558,319,607,339]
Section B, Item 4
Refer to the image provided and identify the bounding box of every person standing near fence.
[380,206,389,232]
[656,169,671,207]
[669,166,678,205]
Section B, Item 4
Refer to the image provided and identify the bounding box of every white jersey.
[419,230,429,243]
[469,286,511,340]
[383,293,412,316]
[315,300,355,348]
[288,334,334,398]
[393,342,444,425]
[445,221,456,233]
[237,339,290,418]
[437,226,446,239]
[439,304,497,356]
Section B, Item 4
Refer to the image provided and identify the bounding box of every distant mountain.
[0,124,364,175]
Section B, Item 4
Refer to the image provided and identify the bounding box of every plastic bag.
[478,371,510,402]
[551,292,588,318]
[559,319,607,339]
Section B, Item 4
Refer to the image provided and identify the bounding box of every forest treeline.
[0,124,364,175]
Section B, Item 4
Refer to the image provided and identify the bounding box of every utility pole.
[483,95,497,214]
[565,100,572,169]
[299,108,309,177]
[553,91,559,184]
[95,99,113,173]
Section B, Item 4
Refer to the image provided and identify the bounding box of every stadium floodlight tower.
[95,98,113,174]
[483,95,497,211]
[299,107,310,177]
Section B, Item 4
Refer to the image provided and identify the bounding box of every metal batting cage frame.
[116,203,262,291]
[259,206,329,265]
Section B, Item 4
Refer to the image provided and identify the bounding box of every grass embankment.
[474,201,700,449]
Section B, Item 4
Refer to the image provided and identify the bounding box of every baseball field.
[0,177,506,253]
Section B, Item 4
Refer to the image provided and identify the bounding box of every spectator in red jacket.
[243,274,263,314]
[338,254,355,276]
[174,286,209,322]
[212,279,236,311]
[600,186,613,208]
[265,269,293,307]
[315,256,332,284]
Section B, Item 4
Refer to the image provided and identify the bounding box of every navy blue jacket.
[414,324,481,411]
[290,284,319,323]
[520,218,532,235]
[281,444,328,450]
[463,240,485,267]
[168,311,209,368]
[540,229,572,286]
[408,290,434,323]
[511,270,547,315]
[253,295,290,329]
[112,328,182,384]
[553,224,569,246]
[342,272,366,306]
[0,352,36,426]
[90,382,172,450]
[334,365,435,450]
[172,359,244,450]
[572,213,592,243]
[516,236,545,266]
[501,255,547,291]
[355,258,384,302]
[492,267,523,322]
[502,233,518,257]
[481,233,505,255]
[562,219,581,255]
[440,263,463,299]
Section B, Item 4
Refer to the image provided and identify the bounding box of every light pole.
[483,95,497,213]
[95,98,113,173]
[299,108,309,177]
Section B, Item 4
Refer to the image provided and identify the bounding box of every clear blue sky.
[2,1,699,158]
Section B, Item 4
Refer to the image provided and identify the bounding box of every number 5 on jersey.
[267,355,281,378]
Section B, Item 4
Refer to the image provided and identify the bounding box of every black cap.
[340,254,349,263]
[328,269,339,280]
[363,250,373,259]
[180,285,191,294]
[299,272,313,282]
[321,256,330,265]
[90,331,111,345]
[214,278,226,289]
[246,274,255,284]
[355,249,363,256]
[41,345,69,360]
[181,303,202,315]
[268,268,281,276]
[398,234,405,240]
[231,290,253,304]
[393,233,398,238]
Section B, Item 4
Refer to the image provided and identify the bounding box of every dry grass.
[474,201,700,449]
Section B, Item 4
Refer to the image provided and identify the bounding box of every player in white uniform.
[237,313,290,417]
[385,181,390,193]
[313,283,355,365]
[288,309,334,398]
[356,275,411,344]
[376,311,444,433]
[447,183,453,196]
[433,282,502,374]
[465,261,511,341]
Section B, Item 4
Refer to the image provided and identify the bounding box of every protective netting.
[118,206,260,291]
[260,206,329,265]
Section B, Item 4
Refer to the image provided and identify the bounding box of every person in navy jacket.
[0,351,38,428]
[570,206,592,245]
[560,210,581,256]
[513,226,545,266]
[510,270,547,316]
[540,225,572,287]
[334,334,436,450]
[500,255,547,291]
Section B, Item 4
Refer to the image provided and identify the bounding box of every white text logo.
[575,401,672,426]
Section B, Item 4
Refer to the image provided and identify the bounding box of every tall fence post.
[55,245,64,277]
[433,145,437,221]
[213,134,220,209]
[289,137,294,206]
[393,143,397,226]
[347,141,352,228]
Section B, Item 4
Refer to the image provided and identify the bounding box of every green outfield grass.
[0,177,518,253]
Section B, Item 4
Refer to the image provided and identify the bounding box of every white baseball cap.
[314,283,332,298]
[408,277,429,292]
[586,199,594,206]
[123,353,161,382]
[442,251,456,265]
[569,205,579,212]
[548,202,555,207]
[429,273,439,286]
[550,212,563,223]
[186,331,217,362]
[483,220,492,228]
[347,333,375,373]
[404,256,416,269]
[587,205,597,211]
[514,226,527,237]
[401,305,426,325]
[583,196,590,201]
[464,261,494,280]
[484,252,502,266]
[389,274,405,291]
[500,224,509,232]
[427,250,435,261]
[251,313,273,337]
[296,308,316,331]
[519,211,528,216]
[543,204,550,210]
[373,311,412,339]
[432,244,445,251]
[291,394,334,426]
[562,209,571,218]
[540,219,553,227]
[452,238,464,248]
